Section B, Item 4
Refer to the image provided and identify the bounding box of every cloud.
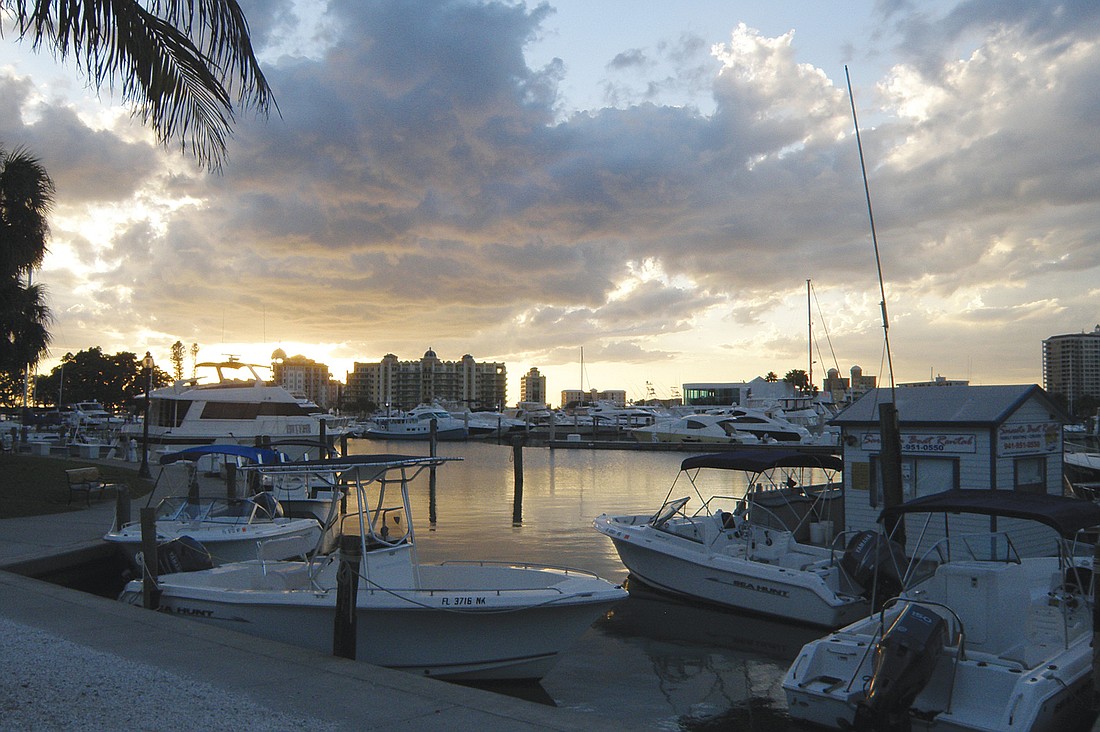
[6,0,1100,396]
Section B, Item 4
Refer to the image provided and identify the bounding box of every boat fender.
[763,530,772,547]
[854,604,947,730]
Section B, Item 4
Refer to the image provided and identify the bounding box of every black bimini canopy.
[879,489,1100,538]
[679,450,843,473]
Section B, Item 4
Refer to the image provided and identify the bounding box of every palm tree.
[5,0,275,172]
[0,146,53,376]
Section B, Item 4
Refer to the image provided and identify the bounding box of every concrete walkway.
[0,470,627,731]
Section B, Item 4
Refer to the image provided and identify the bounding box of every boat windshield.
[155,496,264,524]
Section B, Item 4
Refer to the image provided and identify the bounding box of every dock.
[0,461,629,731]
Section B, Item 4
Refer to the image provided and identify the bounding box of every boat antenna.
[845,65,895,397]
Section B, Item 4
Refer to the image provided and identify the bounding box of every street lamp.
[139,351,154,478]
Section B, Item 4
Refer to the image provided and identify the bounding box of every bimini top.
[247,454,459,475]
[879,488,1100,538]
[159,444,284,465]
[680,450,843,473]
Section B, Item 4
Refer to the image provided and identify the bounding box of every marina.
[4,429,1100,729]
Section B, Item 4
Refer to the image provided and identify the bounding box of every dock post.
[113,486,130,532]
[333,534,361,660]
[429,419,438,525]
[225,462,237,500]
[512,436,524,524]
[140,507,160,610]
[548,412,556,446]
[340,433,349,457]
[1093,540,1100,714]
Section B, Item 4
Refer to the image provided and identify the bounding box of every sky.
[2,0,1099,406]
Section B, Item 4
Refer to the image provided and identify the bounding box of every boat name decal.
[440,596,487,606]
[160,605,216,618]
[730,578,790,598]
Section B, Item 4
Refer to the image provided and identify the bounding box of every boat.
[782,489,1100,731]
[118,454,627,681]
[104,445,323,566]
[65,401,124,429]
[119,358,348,457]
[629,414,761,445]
[447,408,526,438]
[704,406,814,443]
[360,404,469,441]
[593,450,897,628]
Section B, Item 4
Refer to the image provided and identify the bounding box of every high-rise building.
[271,352,332,408]
[346,349,507,411]
[519,367,547,407]
[1043,326,1100,411]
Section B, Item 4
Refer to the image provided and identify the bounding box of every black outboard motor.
[840,530,907,603]
[854,603,948,730]
[157,535,214,575]
[251,491,285,519]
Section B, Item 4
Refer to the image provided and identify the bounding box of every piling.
[114,486,130,532]
[140,507,160,610]
[1093,540,1100,714]
[225,462,237,500]
[333,534,361,660]
[512,436,524,524]
[429,419,438,525]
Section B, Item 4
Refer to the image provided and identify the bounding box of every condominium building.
[271,352,332,408]
[519,367,547,407]
[561,388,627,408]
[1043,326,1100,411]
[346,349,507,411]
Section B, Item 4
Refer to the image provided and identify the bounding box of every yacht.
[360,404,469,441]
[120,359,347,457]
[118,454,627,681]
[783,489,1100,731]
[630,413,760,445]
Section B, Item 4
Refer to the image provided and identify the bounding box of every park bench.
[66,467,122,507]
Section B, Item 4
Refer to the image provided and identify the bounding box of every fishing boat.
[118,454,627,681]
[104,446,323,566]
[782,489,1100,731]
[594,450,899,628]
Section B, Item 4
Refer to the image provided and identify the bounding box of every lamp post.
[139,351,154,478]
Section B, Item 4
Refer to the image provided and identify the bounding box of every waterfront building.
[561,388,627,408]
[271,351,332,409]
[519,367,547,407]
[834,384,1067,557]
[346,350,506,411]
[1043,326,1100,413]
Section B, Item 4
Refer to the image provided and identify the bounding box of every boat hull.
[104,520,321,566]
[360,427,468,441]
[118,561,625,681]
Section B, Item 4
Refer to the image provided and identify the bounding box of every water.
[350,438,822,730]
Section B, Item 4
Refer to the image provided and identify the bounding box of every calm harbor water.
[349,438,822,731]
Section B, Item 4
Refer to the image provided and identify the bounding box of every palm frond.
[7,0,276,172]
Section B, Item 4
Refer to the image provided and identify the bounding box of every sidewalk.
[0,482,626,731]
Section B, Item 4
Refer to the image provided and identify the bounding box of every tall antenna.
[845,65,895,397]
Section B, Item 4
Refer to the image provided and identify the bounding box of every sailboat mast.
[807,279,812,392]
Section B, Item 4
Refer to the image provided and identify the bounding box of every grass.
[0,453,154,519]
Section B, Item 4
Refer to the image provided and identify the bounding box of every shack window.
[1014,456,1046,494]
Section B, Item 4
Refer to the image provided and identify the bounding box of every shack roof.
[829,384,1067,428]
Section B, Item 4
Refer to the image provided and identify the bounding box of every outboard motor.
[854,603,948,730]
[251,491,285,519]
[157,535,213,575]
[841,530,907,603]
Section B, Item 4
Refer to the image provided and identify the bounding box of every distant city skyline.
[4,1,1095,404]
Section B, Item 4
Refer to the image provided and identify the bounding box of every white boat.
[104,446,323,566]
[120,359,348,457]
[360,404,469,441]
[447,408,526,437]
[630,414,761,444]
[65,401,124,429]
[783,489,1100,731]
[594,451,893,628]
[118,454,627,681]
[704,406,814,443]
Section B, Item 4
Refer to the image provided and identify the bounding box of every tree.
[764,372,779,382]
[170,340,185,380]
[34,347,170,410]
[7,0,275,172]
[0,146,54,380]
[190,342,199,377]
[784,369,811,394]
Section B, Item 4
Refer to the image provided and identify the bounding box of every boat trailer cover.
[679,449,843,473]
[878,488,1100,538]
